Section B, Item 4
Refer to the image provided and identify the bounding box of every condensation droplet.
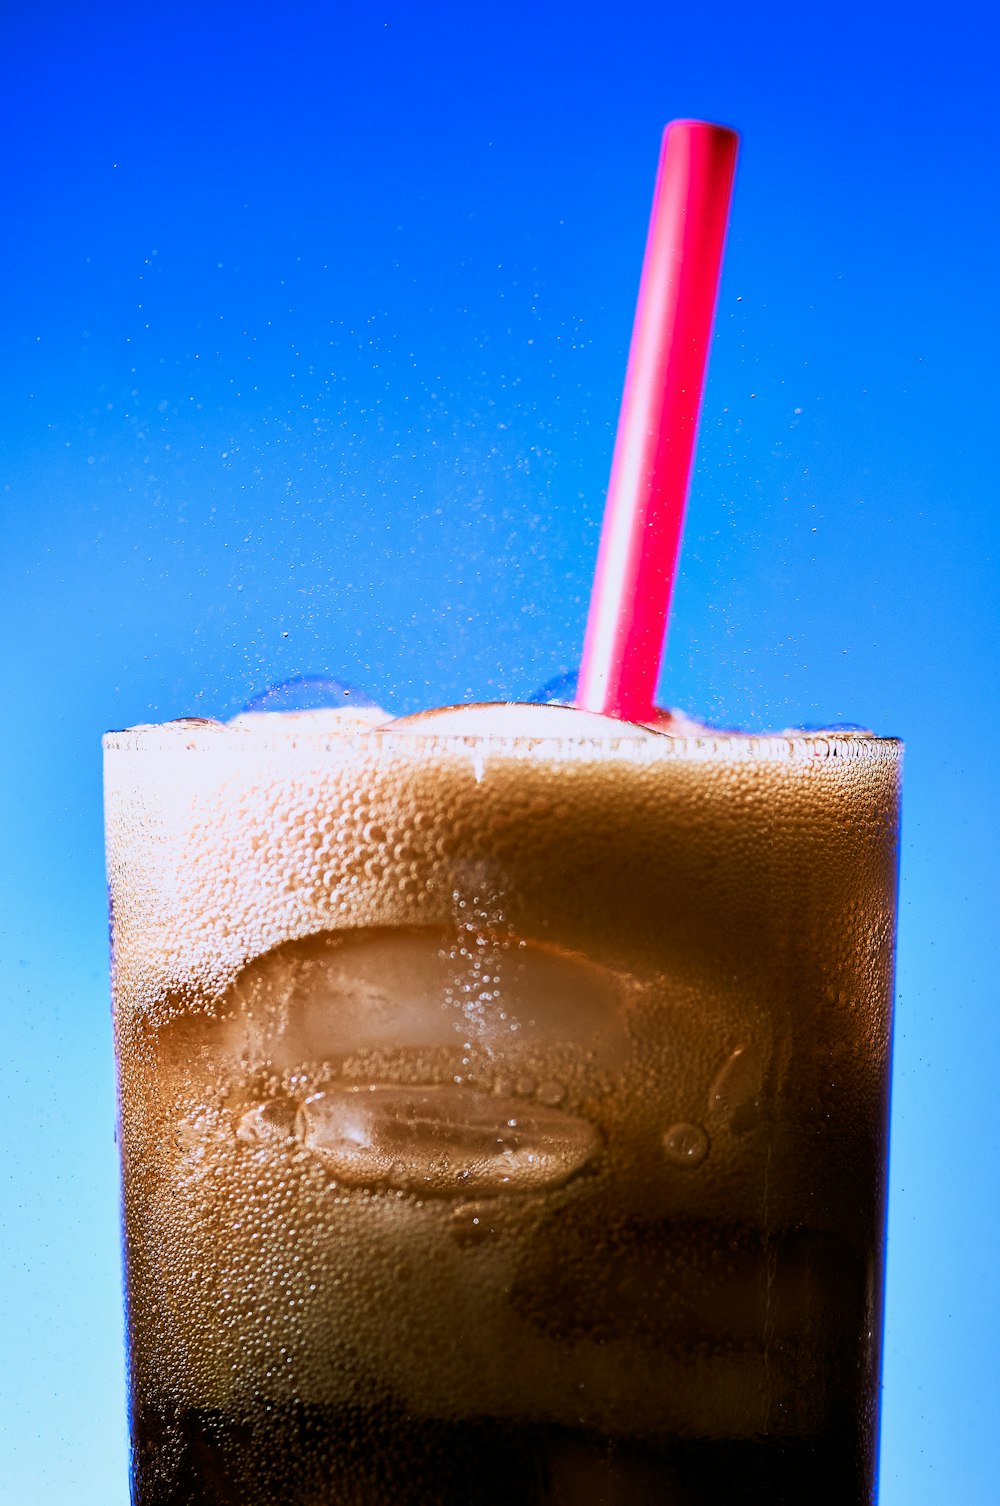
[708,1043,764,1133]
[662,1122,709,1166]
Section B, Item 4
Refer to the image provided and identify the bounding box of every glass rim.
[103,717,902,766]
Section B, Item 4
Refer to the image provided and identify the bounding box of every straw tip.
[663,119,740,148]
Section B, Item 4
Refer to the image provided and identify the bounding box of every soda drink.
[105,701,900,1504]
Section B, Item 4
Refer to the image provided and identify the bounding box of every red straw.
[576,120,739,722]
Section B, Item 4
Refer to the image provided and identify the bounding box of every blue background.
[1,2,997,1499]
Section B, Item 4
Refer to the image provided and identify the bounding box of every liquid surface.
[105,709,900,1503]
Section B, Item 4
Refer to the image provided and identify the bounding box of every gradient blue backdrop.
[2,2,997,1499]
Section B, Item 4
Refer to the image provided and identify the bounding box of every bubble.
[662,1122,709,1166]
[236,1100,297,1143]
[391,700,650,739]
[163,716,226,729]
[525,669,579,706]
[789,722,873,734]
[238,675,380,715]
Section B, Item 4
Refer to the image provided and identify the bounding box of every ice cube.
[296,1084,602,1195]
[217,928,629,1072]
[219,929,467,1068]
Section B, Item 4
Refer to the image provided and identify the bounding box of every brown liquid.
[106,712,900,1504]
